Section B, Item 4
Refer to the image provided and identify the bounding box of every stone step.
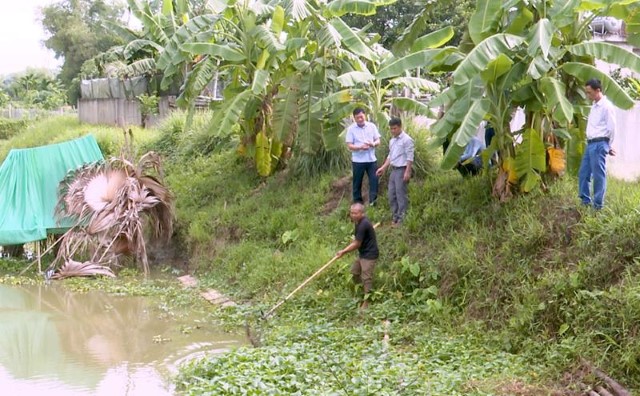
[177,275,237,307]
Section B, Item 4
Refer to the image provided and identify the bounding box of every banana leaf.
[559,62,634,109]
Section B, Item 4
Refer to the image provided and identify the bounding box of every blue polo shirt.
[345,121,380,163]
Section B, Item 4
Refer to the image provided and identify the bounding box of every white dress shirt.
[586,95,616,145]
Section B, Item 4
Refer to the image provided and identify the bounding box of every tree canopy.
[342,0,475,49]
[40,0,126,94]
[1,69,67,109]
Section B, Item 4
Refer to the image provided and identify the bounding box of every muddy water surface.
[0,283,243,395]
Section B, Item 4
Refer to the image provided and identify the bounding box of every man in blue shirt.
[456,136,485,176]
[579,78,617,209]
[345,108,381,205]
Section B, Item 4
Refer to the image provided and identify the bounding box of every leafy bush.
[137,94,159,117]
[610,67,640,100]
[0,118,29,140]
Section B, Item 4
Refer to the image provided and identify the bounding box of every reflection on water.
[0,284,244,395]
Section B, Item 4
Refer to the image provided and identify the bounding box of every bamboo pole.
[592,368,631,396]
[263,255,339,319]
[37,242,41,273]
[595,385,615,396]
[19,234,65,276]
[577,381,599,396]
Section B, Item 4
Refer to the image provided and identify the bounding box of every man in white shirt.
[376,118,414,226]
[579,78,616,210]
[345,108,381,205]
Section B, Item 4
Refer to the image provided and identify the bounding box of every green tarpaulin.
[0,135,104,245]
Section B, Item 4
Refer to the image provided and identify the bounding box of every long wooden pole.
[262,256,339,319]
[262,222,380,319]
[37,242,41,274]
[19,234,64,276]
[582,359,631,396]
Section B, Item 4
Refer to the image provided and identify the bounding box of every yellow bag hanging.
[547,147,565,174]
[545,133,566,175]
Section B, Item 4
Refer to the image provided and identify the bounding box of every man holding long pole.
[336,203,379,310]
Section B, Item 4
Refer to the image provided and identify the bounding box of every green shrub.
[137,94,159,120]
[0,118,29,140]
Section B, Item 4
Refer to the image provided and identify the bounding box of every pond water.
[0,283,244,395]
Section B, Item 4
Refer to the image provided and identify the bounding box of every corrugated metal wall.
[77,96,173,128]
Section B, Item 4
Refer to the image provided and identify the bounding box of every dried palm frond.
[84,173,111,212]
[51,259,116,280]
[83,170,127,212]
[56,161,106,223]
[53,139,174,278]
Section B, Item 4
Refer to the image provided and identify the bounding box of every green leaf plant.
[414,0,640,199]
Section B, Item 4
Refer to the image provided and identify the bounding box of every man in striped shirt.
[376,118,415,226]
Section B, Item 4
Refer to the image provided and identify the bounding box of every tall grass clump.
[289,145,351,179]
[400,118,440,179]
[147,110,236,159]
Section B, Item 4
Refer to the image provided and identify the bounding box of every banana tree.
[176,0,398,176]
[98,0,212,84]
[422,0,640,198]
[334,26,457,134]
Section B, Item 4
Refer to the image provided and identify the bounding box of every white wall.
[609,103,640,181]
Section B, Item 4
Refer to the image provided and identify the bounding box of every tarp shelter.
[0,135,104,245]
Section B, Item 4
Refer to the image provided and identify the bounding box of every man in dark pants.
[456,136,485,177]
[345,108,381,205]
[336,203,379,310]
[579,78,617,209]
[376,117,414,226]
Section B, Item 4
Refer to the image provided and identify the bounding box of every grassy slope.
[4,116,640,394]
[166,142,640,393]
[0,115,158,162]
